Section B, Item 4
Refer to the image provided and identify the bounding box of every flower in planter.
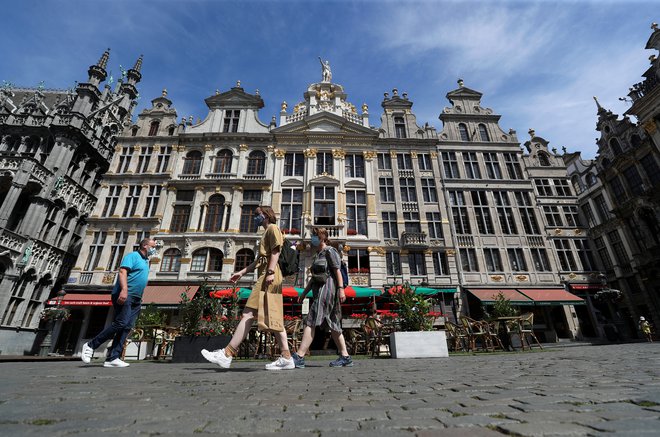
[390,282,433,331]
[349,313,368,319]
[594,288,623,302]
[359,268,370,274]
[347,229,358,235]
[40,307,71,322]
[283,315,301,321]
[289,228,301,235]
[178,282,241,337]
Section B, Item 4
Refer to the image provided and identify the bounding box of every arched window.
[168,126,176,136]
[131,126,138,137]
[214,149,233,174]
[571,175,582,194]
[394,116,407,139]
[148,121,160,136]
[182,151,203,174]
[609,138,623,155]
[586,173,598,187]
[478,124,490,142]
[204,195,225,232]
[458,123,470,141]
[538,153,550,166]
[160,248,181,272]
[235,248,255,272]
[191,248,224,272]
[246,151,266,175]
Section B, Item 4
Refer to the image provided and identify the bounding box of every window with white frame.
[84,231,107,271]
[471,190,494,234]
[543,206,563,227]
[223,110,240,133]
[563,206,581,227]
[530,248,552,271]
[377,152,392,170]
[156,146,172,173]
[432,251,449,275]
[554,179,572,196]
[426,212,443,239]
[399,177,417,202]
[417,153,432,171]
[394,116,407,139]
[191,248,223,272]
[554,239,578,271]
[214,149,233,174]
[404,211,421,233]
[246,150,266,175]
[382,211,398,240]
[574,239,596,271]
[280,189,302,234]
[504,153,523,179]
[484,153,502,179]
[463,152,481,179]
[117,147,132,173]
[494,191,518,234]
[182,151,203,174]
[421,178,437,202]
[347,249,370,273]
[123,185,142,217]
[316,152,333,175]
[284,152,304,177]
[507,248,527,271]
[407,252,426,276]
[459,248,479,272]
[345,154,365,178]
[449,190,471,234]
[102,185,121,217]
[107,231,129,271]
[136,146,152,173]
[535,179,553,196]
[514,191,540,234]
[379,177,395,202]
[161,248,181,272]
[313,186,335,226]
[144,185,163,217]
[204,194,225,232]
[386,251,401,276]
[442,152,459,178]
[397,153,413,170]
[484,248,503,272]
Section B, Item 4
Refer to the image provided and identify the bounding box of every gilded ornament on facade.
[303,148,318,158]
[133,145,141,152]
[410,151,418,158]
[554,229,563,235]
[568,272,577,279]
[204,144,213,151]
[367,246,386,256]
[643,120,657,134]
[332,148,345,159]
[231,185,243,191]
[167,186,177,192]
[102,273,116,284]
[389,150,397,158]
[515,275,529,281]
[274,149,286,159]
[445,249,456,256]
[490,275,503,281]
[281,101,288,112]
[114,145,122,152]
[574,229,583,235]
[431,152,438,158]
[363,151,377,161]
[239,143,249,152]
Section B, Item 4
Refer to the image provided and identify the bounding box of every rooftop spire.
[97,48,110,69]
[132,54,143,72]
[593,96,603,110]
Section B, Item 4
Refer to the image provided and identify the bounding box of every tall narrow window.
[459,248,479,272]
[170,205,191,233]
[41,205,58,241]
[623,165,644,195]
[463,152,481,179]
[609,138,623,155]
[386,252,401,276]
[136,146,153,173]
[107,231,129,271]
[494,191,518,234]
[514,192,540,234]
[132,231,149,251]
[123,185,142,217]
[580,204,597,227]
[484,153,502,179]
[507,248,527,271]
[543,206,563,227]
[161,249,181,272]
[280,189,302,233]
[640,154,660,185]
[346,190,367,235]
[182,151,203,174]
[478,124,490,141]
[191,248,223,272]
[84,231,107,271]
[347,249,370,272]
[345,154,365,178]
[574,239,596,271]
[394,116,407,138]
[503,153,523,179]
[148,121,160,136]
[382,212,398,240]
[484,248,503,272]
[442,152,459,178]
[432,252,449,275]
[530,248,551,271]
[554,239,578,271]
[607,230,628,266]
[534,179,553,196]
[554,179,572,196]
[471,191,494,234]
[426,212,443,239]
[594,195,611,221]
[117,147,133,173]
[458,123,470,141]
[377,153,392,170]
[235,249,255,272]
[131,126,138,136]
[204,195,225,232]
[563,206,581,227]
[284,152,304,177]
[538,153,550,166]
[379,177,395,202]
[407,252,426,276]
[609,176,627,203]
[214,149,233,174]
[449,191,471,234]
[313,186,335,226]
[417,153,432,171]
[397,153,413,170]
[403,211,421,233]
[156,146,172,173]
[22,279,48,327]
[102,185,121,217]
[420,178,437,202]
[399,178,417,202]
[240,190,262,232]
[246,150,266,175]
[594,236,613,270]
[316,152,334,175]
[223,110,240,133]
[144,185,163,217]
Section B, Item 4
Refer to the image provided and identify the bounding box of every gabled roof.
[272,111,375,135]
[204,86,264,109]
[446,86,483,100]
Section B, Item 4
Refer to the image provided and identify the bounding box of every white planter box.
[390,331,449,359]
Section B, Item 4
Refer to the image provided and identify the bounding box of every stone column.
[106,145,123,174]
[112,184,129,218]
[159,187,177,232]
[363,150,378,238]
[126,145,141,174]
[187,187,205,232]
[76,230,96,270]
[0,182,25,227]
[236,144,248,179]
[198,201,209,232]
[171,145,186,176]
[204,144,214,176]
[226,188,244,233]
[18,197,49,237]
[134,183,150,218]
[147,145,160,173]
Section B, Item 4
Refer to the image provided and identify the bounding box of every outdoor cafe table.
[489,316,524,351]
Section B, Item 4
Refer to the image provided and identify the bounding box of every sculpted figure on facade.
[318,57,332,83]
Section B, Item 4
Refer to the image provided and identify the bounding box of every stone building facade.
[0,50,141,354]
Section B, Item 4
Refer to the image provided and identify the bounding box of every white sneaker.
[81,342,93,364]
[103,358,130,368]
[201,348,232,368]
[265,356,295,370]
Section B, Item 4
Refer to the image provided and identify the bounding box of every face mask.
[311,236,321,247]
[254,214,265,227]
[147,248,157,257]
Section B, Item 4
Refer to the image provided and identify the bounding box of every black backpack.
[278,239,299,277]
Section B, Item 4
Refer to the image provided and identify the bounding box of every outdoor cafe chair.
[444,321,468,352]
[363,317,391,358]
[483,320,505,351]
[459,316,492,352]
[519,312,543,349]
[345,327,368,355]
[284,318,302,352]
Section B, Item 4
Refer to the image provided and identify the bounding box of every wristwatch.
[267,269,275,275]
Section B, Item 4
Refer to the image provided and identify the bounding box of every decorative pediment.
[281,178,304,187]
[344,179,366,188]
[273,111,374,135]
[309,174,340,186]
[204,86,264,109]
[446,86,483,100]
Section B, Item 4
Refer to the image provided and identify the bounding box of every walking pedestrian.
[292,227,352,368]
[639,316,653,342]
[80,238,157,367]
[201,206,294,370]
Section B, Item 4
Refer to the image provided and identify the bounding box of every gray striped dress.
[305,247,343,332]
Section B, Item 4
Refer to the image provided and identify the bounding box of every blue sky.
[2,0,657,158]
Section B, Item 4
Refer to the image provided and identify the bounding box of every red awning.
[48,293,112,306]
[142,285,199,305]
[467,289,534,305]
[517,289,585,305]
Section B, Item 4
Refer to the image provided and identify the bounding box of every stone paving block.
[279,418,360,432]
[505,410,605,425]
[386,408,453,421]
[417,428,505,437]
[357,418,446,431]
[440,414,520,428]
[496,422,595,436]
[317,408,389,422]
[581,417,660,434]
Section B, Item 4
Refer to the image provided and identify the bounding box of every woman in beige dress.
[201,205,295,370]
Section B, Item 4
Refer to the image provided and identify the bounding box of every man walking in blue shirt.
[81,238,156,367]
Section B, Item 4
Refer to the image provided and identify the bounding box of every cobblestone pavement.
[0,343,659,436]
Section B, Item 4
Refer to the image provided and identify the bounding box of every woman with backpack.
[201,205,295,370]
[292,227,352,368]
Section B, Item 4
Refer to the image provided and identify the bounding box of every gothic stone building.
[0,50,141,355]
